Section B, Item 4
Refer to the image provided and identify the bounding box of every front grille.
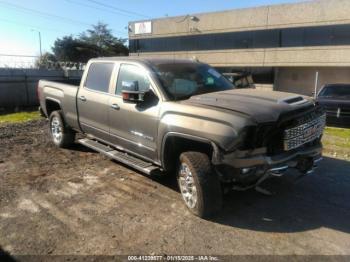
[241,106,325,155]
[284,114,326,151]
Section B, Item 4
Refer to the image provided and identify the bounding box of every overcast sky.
[0,0,302,57]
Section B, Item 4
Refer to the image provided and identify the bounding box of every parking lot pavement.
[1,120,350,255]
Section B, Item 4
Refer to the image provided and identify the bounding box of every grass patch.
[324,127,350,139]
[0,111,41,124]
[323,126,350,159]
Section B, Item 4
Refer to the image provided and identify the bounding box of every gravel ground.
[1,119,350,256]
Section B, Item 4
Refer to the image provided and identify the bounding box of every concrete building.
[128,0,350,96]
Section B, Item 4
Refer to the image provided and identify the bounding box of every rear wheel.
[49,110,75,148]
[177,151,222,218]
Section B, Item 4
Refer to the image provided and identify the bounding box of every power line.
[64,0,135,18]
[0,1,129,36]
[0,1,92,27]
[0,54,38,57]
[62,0,129,35]
[0,17,70,34]
[85,0,150,19]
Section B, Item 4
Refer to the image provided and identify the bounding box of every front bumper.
[216,142,322,170]
[213,142,322,187]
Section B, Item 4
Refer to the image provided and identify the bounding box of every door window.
[85,62,114,93]
[116,64,150,95]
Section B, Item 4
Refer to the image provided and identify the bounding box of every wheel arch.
[160,132,220,172]
[45,98,62,117]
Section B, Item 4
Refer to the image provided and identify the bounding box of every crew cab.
[38,57,325,217]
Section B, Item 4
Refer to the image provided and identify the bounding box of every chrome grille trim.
[284,114,326,151]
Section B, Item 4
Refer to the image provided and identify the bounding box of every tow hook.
[233,157,323,195]
[295,157,323,181]
[233,165,289,196]
[308,156,323,174]
[255,157,323,195]
[255,165,289,195]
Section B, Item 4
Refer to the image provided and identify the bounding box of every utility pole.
[31,29,42,58]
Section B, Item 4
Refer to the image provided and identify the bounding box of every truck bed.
[38,80,80,130]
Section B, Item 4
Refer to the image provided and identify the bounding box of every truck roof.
[90,56,200,66]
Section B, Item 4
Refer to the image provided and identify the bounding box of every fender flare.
[160,132,221,168]
[44,97,62,116]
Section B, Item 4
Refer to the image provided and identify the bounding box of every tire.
[177,151,223,218]
[49,110,75,148]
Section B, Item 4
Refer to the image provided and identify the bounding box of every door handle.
[79,96,86,102]
[111,103,120,110]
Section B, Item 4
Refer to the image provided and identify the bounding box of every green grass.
[322,126,350,159]
[0,111,41,124]
[324,127,350,139]
[323,138,350,149]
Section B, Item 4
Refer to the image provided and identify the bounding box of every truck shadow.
[66,142,350,234]
[0,246,17,262]
[68,142,96,153]
[211,156,350,233]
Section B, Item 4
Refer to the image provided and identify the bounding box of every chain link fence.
[0,54,86,70]
[0,55,37,69]
[0,54,86,109]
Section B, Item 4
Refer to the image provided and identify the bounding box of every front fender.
[157,112,238,161]
[159,132,221,168]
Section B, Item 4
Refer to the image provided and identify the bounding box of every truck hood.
[183,89,314,123]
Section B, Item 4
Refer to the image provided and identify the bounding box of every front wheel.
[49,110,75,148]
[177,151,223,218]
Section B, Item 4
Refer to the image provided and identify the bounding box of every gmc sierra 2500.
[38,57,325,218]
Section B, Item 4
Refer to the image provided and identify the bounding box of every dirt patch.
[1,120,350,255]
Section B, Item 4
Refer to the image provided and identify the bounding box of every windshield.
[151,62,234,100]
[319,84,350,97]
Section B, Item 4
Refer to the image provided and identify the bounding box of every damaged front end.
[213,106,326,195]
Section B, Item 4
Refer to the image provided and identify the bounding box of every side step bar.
[78,138,160,175]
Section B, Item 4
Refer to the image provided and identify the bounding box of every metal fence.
[0,54,86,70]
[0,68,83,108]
[0,54,37,69]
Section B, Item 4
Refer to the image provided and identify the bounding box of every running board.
[78,138,160,175]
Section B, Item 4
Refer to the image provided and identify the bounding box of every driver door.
[108,63,161,162]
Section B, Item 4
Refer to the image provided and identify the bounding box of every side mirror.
[121,81,145,103]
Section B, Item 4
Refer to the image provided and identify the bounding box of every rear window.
[85,63,114,93]
[319,84,350,97]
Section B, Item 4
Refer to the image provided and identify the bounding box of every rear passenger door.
[77,62,115,141]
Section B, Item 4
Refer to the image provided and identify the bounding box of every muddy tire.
[177,151,223,218]
[49,110,75,148]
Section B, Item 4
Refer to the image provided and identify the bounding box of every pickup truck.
[38,57,325,218]
[317,83,350,127]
